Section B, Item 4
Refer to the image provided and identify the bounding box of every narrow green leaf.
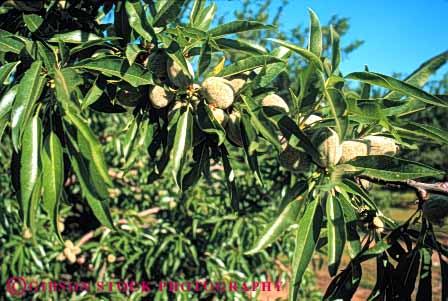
[20,114,42,226]
[307,8,322,56]
[182,142,208,190]
[23,14,43,32]
[416,248,432,301]
[217,55,284,77]
[190,0,205,25]
[367,256,386,300]
[220,145,239,209]
[241,96,282,153]
[81,76,103,110]
[346,71,447,108]
[382,98,425,117]
[289,198,323,301]
[42,132,64,234]
[263,107,320,163]
[37,42,57,74]
[78,134,109,199]
[125,43,144,65]
[114,0,132,43]
[125,0,155,42]
[198,40,211,77]
[240,113,263,185]
[0,29,13,37]
[253,62,287,88]
[0,85,18,119]
[191,2,216,31]
[171,106,193,190]
[67,144,115,230]
[386,50,447,99]
[0,36,24,54]
[64,111,112,186]
[399,122,448,145]
[54,68,83,111]
[349,100,384,122]
[397,249,421,300]
[124,121,155,170]
[355,241,390,262]
[300,64,326,109]
[338,194,361,259]
[165,42,194,80]
[168,26,207,40]
[74,57,153,87]
[268,38,324,71]
[343,155,443,181]
[360,65,371,99]
[246,182,307,255]
[324,86,348,141]
[324,262,362,300]
[212,38,267,55]
[153,0,186,27]
[11,61,46,150]
[326,194,346,276]
[0,61,20,85]
[48,30,102,44]
[69,38,120,55]
[0,116,8,141]
[209,21,273,37]
[330,26,341,72]
[58,40,69,65]
[28,173,42,232]
[196,102,226,145]
[122,117,139,161]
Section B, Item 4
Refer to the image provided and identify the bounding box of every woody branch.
[358,176,448,199]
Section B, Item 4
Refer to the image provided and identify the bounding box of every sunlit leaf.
[153,0,186,27]
[20,114,42,226]
[268,38,324,71]
[0,61,20,85]
[386,50,447,99]
[64,111,112,187]
[346,71,447,108]
[23,14,43,32]
[48,30,102,44]
[289,197,323,301]
[246,181,307,255]
[74,57,153,87]
[341,155,443,181]
[42,132,64,239]
[125,0,155,42]
[11,61,46,150]
[209,21,273,37]
[217,55,284,77]
[327,194,346,276]
[171,106,193,190]
[307,8,322,56]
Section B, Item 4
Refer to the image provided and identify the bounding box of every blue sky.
[215,0,448,78]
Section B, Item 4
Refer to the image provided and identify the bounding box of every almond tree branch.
[358,176,448,198]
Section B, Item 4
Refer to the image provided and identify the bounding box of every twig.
[405,179,448,195]
[359,176,448,198]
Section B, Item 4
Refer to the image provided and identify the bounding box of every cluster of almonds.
[279,114,400,176]
[313,129,399,168]
[143,52,291,148]
[56,240,81,264]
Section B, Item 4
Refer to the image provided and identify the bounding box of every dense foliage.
[0,1,447,300]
